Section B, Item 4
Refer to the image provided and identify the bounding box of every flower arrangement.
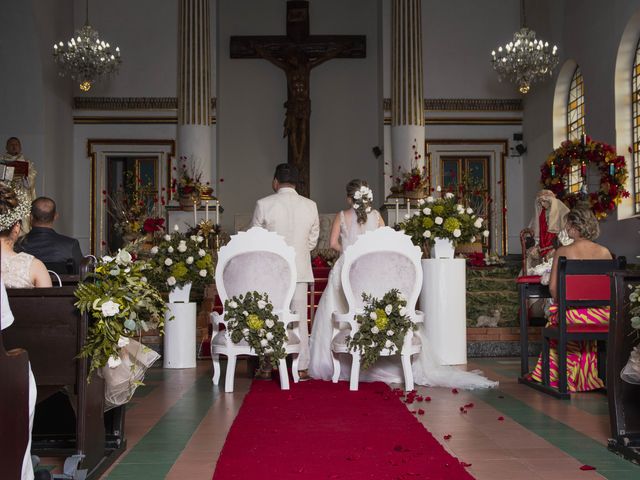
[346,290,415,370]
[224,291,287,370]
[391,140,429,197]
[396,187,488,248]
[353,184,373,214]
[74,249,167,378]
[540,137,629,219]
[172,155,211,199]
[630,284,640,332]
[147,225,215,291]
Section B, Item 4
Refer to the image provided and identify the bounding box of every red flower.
[143,217,165,233]
[579,465,596,471]
[497,416,504,421]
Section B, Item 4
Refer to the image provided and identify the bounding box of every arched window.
[632,39,640,213]
[566,66,585,193]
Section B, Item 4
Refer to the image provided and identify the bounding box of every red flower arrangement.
[391,139,429,196]
[540,137,629,219]
[143,217,165,233]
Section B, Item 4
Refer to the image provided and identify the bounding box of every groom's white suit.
[250,186,320,371]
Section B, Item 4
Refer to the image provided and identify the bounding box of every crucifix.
[230,0,366,197]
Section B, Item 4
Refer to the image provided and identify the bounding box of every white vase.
[431,237,455,259]
[168,282,192,303]
[163,302,197,369]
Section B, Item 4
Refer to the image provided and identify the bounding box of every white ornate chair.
[211,227,301,392]
[331,227,424,391]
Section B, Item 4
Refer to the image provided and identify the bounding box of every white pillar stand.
[163,302,197,368]
[420,258,467,365]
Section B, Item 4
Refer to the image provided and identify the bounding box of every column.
[178,0,212,187]
[391,0,425,177]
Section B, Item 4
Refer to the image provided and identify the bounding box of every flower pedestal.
[431,237,455,259]
[420,258,467,365]
[164,283,196,369]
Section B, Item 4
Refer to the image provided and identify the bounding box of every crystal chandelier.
[52,0,121,91]
[490,0,558,94]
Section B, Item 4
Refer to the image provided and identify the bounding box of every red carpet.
[213,380,474,479]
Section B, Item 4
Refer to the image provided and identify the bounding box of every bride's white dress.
[308,209,497,389]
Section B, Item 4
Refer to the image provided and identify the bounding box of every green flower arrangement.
[75,249,167,378]
[147,225,214,291]
[224,291,287,370]
[396,188,488,248]
[346,289,416,370]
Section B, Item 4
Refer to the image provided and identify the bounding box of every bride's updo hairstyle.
[0,182,29,237]
[346,179,373,224]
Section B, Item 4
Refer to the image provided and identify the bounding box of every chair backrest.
[557,256,627,308]
[45,258,76,275]
[341,227,423,311]
[215,227,297,311]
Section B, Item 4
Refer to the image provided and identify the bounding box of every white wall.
[524,0,640,261]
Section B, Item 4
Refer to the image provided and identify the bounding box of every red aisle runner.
[213,380,474,480]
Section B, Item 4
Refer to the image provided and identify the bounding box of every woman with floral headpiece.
[309,179,384,380]
[0,183,51,288]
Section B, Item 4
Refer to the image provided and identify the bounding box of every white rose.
[436,185,442,192]
[385,305,392,315]
[198,249,206,257]
[165,258,173,266]
[167,246,174,253]
[445,192,454,199]
[101,300,120,317]
[164,234,171,241]
[371,326,380,334]
[258,300,267,309]
[107,355,122,369]
[399,307,407,316]
[426,196,434,203]
[435,217,443,225]
[423,207,431,215]
[474,218,483,228]
[366,207,372,213]
[174,224,180,232]
[190,235,197,241]
[266,332,274,340]
[116,249,132,265]
[404,213,410,220]
[229,300,238,309]
[177,244,187,253]
[242,310,249,317]
[456,204,464,211]
[354,191,362,199]
[102,255,114,263]
[387,330,394,336]
[241,328,249,336]
[199,269,207,277]
[453,229,461,238]
[186,256,194,264]
[466,208,473,214]
[398,293,407,301]
[167,276,176,286]
[470,236,476,243]
[385,339,394,348]
[370,311,377,320]
[418,199,425,206]
[423,230,431,238]
[141,276,147,283]
[197,236,204,243]
[117,336,130,348]
[483,230,490,238]
[260,339,268,347]
[150,246,158,255]
[265,319,274,328]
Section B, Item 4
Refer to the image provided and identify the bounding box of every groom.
[250,163,319,380]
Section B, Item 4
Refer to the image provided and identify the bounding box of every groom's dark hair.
[273,163,299,186]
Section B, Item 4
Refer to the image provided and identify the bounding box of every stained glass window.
[632,39,640,213]
[566,66,585,193]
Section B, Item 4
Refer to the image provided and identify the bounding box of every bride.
[309,181,497,389]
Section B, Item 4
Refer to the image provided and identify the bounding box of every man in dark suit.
[17,197,83,274]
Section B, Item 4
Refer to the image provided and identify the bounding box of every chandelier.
[52,0,121,92]
[490,0,558,94]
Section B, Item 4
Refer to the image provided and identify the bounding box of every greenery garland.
[346,289,416,370]
[540,137,629,219]
[75,249,167,378]
[224,291,287,370]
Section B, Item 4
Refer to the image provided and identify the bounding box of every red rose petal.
[417,409,425,415]
[424,396,431,402]
[461,462,472,468]
[464,403,474,408]
[416,395,423,402]
[497,416,504,421]
[579,465,596,471]
[443,434,452,440]
[452,388,459,394]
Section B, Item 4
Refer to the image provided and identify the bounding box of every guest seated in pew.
[0,183,51,288]
[16,197,83,274]
[528,208,612,392]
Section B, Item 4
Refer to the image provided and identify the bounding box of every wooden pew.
[607,271,640,462]
[0,327,30,479]
[3,285,127,480]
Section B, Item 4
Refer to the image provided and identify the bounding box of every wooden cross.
[230,0,366,197]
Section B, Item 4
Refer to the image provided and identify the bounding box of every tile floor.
[39,358,640,479]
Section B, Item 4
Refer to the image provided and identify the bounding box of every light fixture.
[490,0,558,94]
[52,0,121,91]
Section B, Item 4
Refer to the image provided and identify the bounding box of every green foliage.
[224,292,287,370]
[75,249,167,379]
[630,283,640,331]
[346,289,416,370]
[396,192,487,247]
[147,228,214,292]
